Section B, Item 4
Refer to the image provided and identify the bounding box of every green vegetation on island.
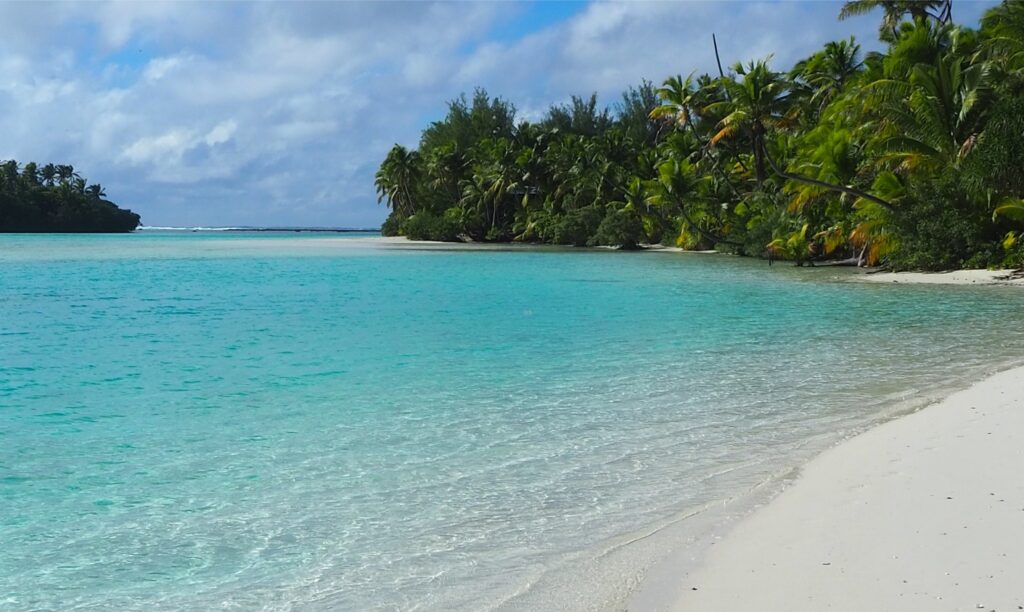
[0,161,140,232]
[376,0,1024,269]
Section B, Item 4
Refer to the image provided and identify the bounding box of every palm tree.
[20,162,40,188]
[700,59,896,212]
[840,0,952,40]
[425,145,465,206]
[790,38,865,115]
[55,164,76,184]
[651,75,751,203]
[647,158,739,248]
[40,163,56,187]
[980,0,1024,79]
[785,126,864,213]
[375,145,422,219]
[1,160,19,190]
[867,42,991,174]
[476,138,524,235]
[547,135,609,211]
[705,58,792,186]
[458,174,489,231]
[650,74,704,141]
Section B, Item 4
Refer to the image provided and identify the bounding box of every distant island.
[0,160,140,232]
[375,0,1024,271]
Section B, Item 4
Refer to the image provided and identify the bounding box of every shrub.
[484,225,510,242]
[888,179,999,270]
[525,209,601,246]
[589,208,644,249]
[380,212,402,236]
[402,211,461,242]
[963,96,1024,199]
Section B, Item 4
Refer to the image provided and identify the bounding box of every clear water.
[2,233,1023,611]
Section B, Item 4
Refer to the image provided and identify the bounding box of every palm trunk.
[752,127,766,186]
[754,142,765,186]
[675,198,744,248]
[712,33,726,80]
[760,143,895,212]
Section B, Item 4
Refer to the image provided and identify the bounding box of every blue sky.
[0,1,999,228]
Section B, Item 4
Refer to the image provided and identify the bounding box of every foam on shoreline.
[629,364,1024,611]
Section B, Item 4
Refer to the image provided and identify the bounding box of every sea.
[2,231,1023,610]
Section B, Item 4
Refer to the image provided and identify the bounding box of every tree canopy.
[0,161,140,232]
[378,0,1024,270]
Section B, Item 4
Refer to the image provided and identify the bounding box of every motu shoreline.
[630,365,1024,611]
[380,236,1024,286]
[857,268,1024,286]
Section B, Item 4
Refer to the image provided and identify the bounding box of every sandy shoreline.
[204,235,1024,287]
[629,365,1024,611]
[857,268,1024,286]
[378,237,1024,286]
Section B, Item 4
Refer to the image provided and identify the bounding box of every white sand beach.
[859,268,1024,286]
[631,365,1024,611]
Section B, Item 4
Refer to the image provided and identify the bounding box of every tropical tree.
[55,164,77,184]
[375,145,423,220]
[21,162,40,188]
[705,59,792,186]
[0,159,139,232]
[373,2,1024,269]
[86,184,106,199]
[542,94,613,137]
[616,80,661,145]
[472,138,524,238]
[650,74,704,141]
[40,163,56,187]
[790,38,865,117]
[866,29,992,175]
[840,0,953,40]
[425,144,466,205]
[979,0,1024,85]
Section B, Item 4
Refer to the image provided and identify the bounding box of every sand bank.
[630,365,1024,611]
[858,268,1024,286]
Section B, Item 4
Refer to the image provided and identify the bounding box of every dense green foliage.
[377,1,1024,269]
[0,161,140,232]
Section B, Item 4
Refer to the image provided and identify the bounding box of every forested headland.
[376,0,1024,270]
[0,161,140,232]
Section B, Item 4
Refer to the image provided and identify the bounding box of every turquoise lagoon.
[2,232,1023,610]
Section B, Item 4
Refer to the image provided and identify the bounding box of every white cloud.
[205,120,238,147]
[121,129,197,165]
[143,56,186,81]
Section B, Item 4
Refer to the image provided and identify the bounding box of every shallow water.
[2,233,1023,610]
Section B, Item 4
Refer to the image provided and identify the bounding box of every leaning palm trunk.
[674,200,744,248]
[760,144,895,212]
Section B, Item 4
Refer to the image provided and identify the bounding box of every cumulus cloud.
[0,0,999,227]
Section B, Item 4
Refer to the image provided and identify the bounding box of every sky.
[0,0,999,228]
